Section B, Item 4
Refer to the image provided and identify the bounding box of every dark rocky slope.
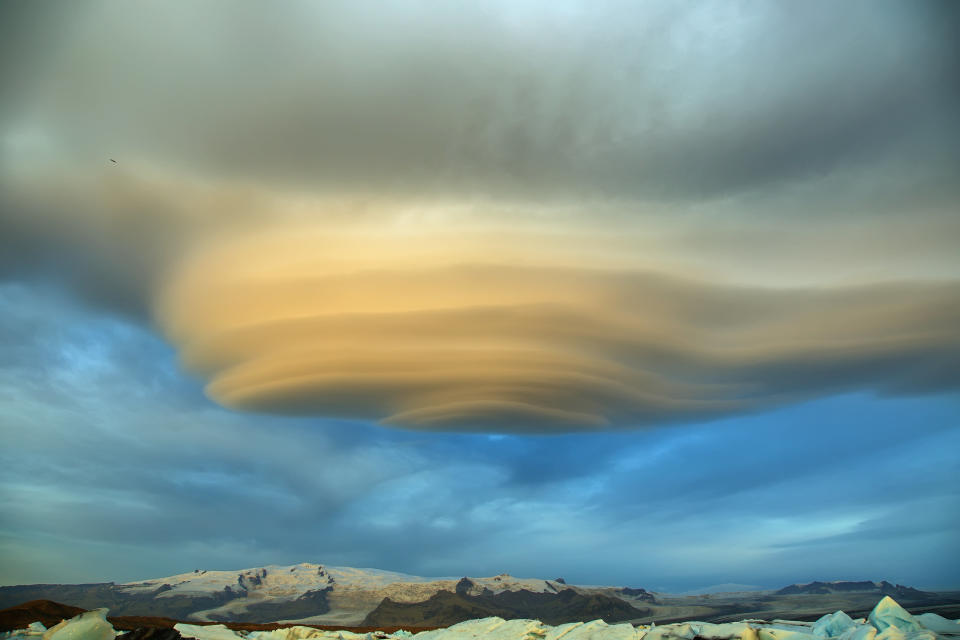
[0,583,241,619]
[0,600,441,635]
[0,600,87,631]
[0,583,331,623]
[362,587,650,627]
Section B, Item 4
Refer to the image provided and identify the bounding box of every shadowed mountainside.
[0,600,441,635]
[0,583,242,619]
[362,587,650,627]
[0,600,87,631]
[0,583,332,624]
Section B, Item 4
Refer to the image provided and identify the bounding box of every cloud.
[1,282,958,589]
[2,1,956,199]
[155,231,960,431]
[1,0,958,432]
[2,163,959,433]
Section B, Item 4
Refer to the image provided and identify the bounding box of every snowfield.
[2,596,958,640]
[110,562,576,623]
[121,563,562,599]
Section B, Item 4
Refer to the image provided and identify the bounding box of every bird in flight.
[109,158,117,163]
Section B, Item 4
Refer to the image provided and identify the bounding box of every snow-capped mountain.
[0,563,654,626]
[0,564,944,628]
[120,563,566,603]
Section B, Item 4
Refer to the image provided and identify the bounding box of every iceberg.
[814,612,857,638]
[869,597,922,634]
[546,620,639,640]
[914,614,960,635]
[837,625,876,640]
[412,618,547,640]
[40,609,114,640]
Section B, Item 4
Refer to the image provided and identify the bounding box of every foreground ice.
[2,597,957,640]
[37,609,113,640]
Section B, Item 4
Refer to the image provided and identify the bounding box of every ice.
[173,623,243,640]
[40,609,114,640]
[814,612,857,638]
[246,628,383,640]
[543,620,639,640]
[915,614,960,634]
[411,617,547,640]
[876,627,937,640]
[644,623,697,640]
[635,621,759,640]
[0,623,47,640]
[837,625,876,640]
[875,629,907,640]
[690,623,758,640]
[757,628,818,640]
[246,627,339,640]
[869,597,922,633]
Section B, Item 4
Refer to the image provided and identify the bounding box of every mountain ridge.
[0,563,656,626]
[0,563,945,628]
[776,581,930,598]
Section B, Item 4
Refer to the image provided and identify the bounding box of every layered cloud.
[1,0,958,432]
[154,220,960,431]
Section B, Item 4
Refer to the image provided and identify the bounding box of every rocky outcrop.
[617,587,656,602]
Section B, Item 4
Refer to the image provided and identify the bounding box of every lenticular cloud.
[153,217,960,433]
[3,164,959,433]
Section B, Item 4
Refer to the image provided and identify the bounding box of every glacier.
[2,596,958,640]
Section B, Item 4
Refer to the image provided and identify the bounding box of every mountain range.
[775,581,930,598]
[0,564,952,628]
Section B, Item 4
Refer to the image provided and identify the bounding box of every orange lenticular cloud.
[154,222,960,432]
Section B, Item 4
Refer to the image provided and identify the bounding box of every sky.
[0,0,958,592]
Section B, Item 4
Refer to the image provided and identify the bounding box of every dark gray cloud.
[2,0,957,200]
